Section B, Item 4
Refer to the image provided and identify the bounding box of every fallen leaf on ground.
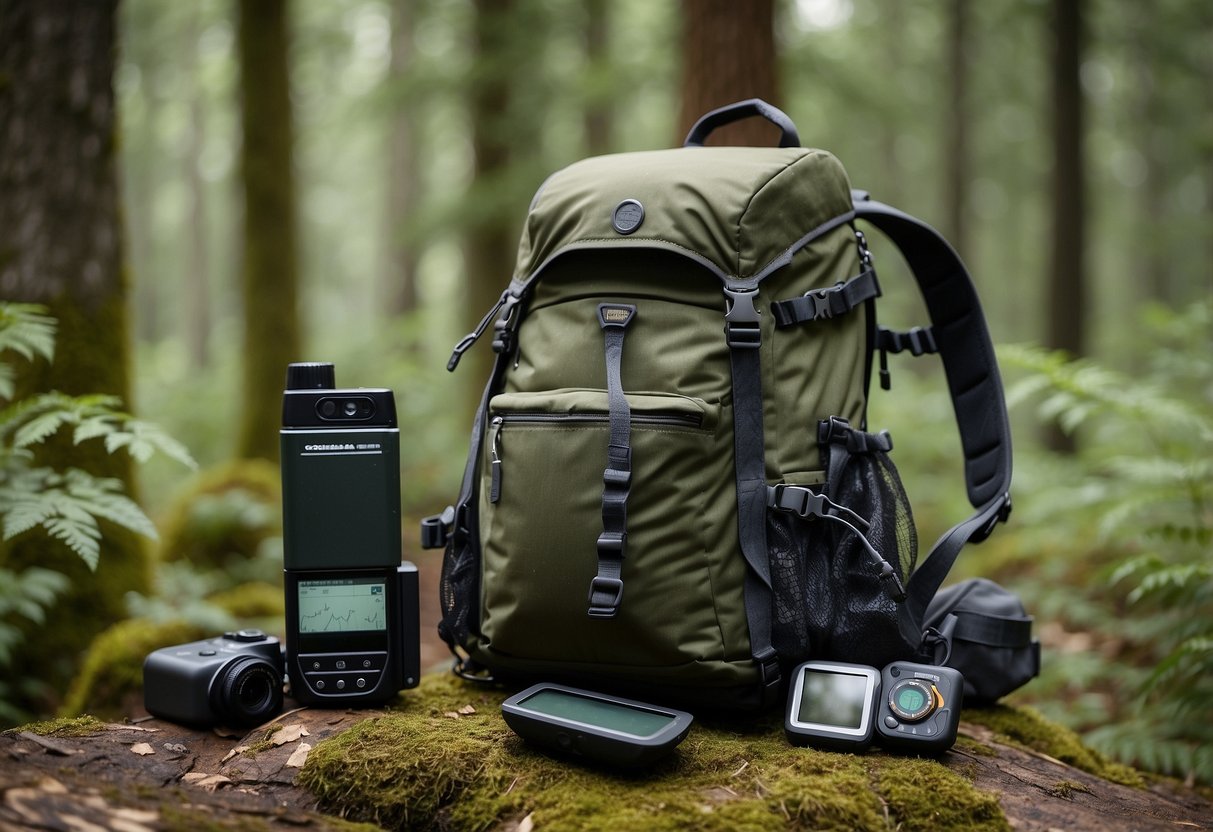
[221,745,250,763]
[272,724,310,746]
[182,773,231,791]
[458,704,477,715]
[130,743,155,756]
[286,742,312,768]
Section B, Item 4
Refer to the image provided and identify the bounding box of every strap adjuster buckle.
[973,493,1013,543]
[587,577,624,618]
[596,531,626,557]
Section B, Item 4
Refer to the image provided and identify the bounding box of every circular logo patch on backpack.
[611,199,645,235]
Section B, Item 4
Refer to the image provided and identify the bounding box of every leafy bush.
[1001,300,1212,784]
[0,303,193,723]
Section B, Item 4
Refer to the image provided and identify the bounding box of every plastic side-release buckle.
[419,505,456,549]
[724,287,761,349]
[755,647,781,702]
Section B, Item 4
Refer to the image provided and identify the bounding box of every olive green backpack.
[423,100,1013,709]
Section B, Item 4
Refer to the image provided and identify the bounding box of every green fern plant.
[1001,300,1213,784]
[0,303,195,720]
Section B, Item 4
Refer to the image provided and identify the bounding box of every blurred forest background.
[1,0,1210,786]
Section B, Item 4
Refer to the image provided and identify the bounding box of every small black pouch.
[769,417,919,668]
[921,578,1041,703]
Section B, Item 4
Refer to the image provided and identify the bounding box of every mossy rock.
[59,618,213,720]
[298,676,1009,832]
[208,580,284,620]
[157,460,282,571]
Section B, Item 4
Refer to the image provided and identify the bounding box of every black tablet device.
[784,661,880,751]
[501,683,693,767]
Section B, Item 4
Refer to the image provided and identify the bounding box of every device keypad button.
[884,716,899,729]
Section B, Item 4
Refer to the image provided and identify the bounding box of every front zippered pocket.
[477,388,738,668]
[487,405,706,504]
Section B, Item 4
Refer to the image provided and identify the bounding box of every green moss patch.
[10,714,106,737]
[965,705,1144,788]
[298,676,1010,832]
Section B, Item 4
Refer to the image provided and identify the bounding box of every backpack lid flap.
[517,147,854,284]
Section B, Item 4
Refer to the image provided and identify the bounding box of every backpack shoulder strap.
[850,190,1013,643]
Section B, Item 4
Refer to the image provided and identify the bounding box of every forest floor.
[3,554,1211,830]
[2,689,1211,831]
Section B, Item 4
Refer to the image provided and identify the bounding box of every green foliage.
[59,618,213,720]
[0,303,194,724]
[1001,300,1213,784]
[156,459,281,569]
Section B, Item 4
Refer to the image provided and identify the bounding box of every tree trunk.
[184,5,213,370]
[1045,0,1085,454]
[583,0,611,156]
[461,0,522,394]
[944,0,971,257]
[235,0,302,463]
[677,0,780,147]
[0,0,151,703]
[380,0,421,319]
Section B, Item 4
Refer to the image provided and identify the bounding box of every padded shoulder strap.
[851,190,1013,639]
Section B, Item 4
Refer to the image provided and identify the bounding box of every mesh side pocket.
[437,533,477,651]
[769,419,920,668]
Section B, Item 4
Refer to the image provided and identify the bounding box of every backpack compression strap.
[850,190,1013,646]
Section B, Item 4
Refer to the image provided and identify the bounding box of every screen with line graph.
[298,577,387,633]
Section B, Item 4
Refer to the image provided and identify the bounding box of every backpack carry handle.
[684,98,801,149]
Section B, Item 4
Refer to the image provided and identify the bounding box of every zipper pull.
[489,417,503,503]
[879,345,891,390]
[448,290,512,372]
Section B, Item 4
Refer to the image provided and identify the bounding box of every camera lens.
[212,656,283,727]
[888,679,936,722]
[319,399,337,418]
[343,400,358,417]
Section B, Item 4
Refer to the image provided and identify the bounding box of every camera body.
[143,630,284,728]
[280,362,419,706]
[785,659,964,754]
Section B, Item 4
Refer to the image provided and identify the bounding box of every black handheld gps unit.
[785,661,881,750]
[501,683,693,767]
[785,660,964,754]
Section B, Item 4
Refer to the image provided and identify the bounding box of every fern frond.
[103,420,197,469]
[0,303,56,367]
[62,468,158,540]
[0,467,159,570]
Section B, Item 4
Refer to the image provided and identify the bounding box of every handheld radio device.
[281,362,419,706]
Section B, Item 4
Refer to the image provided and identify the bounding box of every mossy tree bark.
[0,0,152,706]
[379,0,421,320]
[1044,0,1086,454]
[461,0,529,400]
[235,0,302,463]
[677,0,781,147]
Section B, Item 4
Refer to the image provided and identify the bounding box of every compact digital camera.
[280,362,420,706]
[785,659,964,754]
[142,629,284,728]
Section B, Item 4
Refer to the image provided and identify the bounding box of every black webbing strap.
[770,268,881,328]
[947,610,1035,648]
[851,191,1013,645]
[876,326,938,390]
[723,285,781,706]
[588,303,638,618]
